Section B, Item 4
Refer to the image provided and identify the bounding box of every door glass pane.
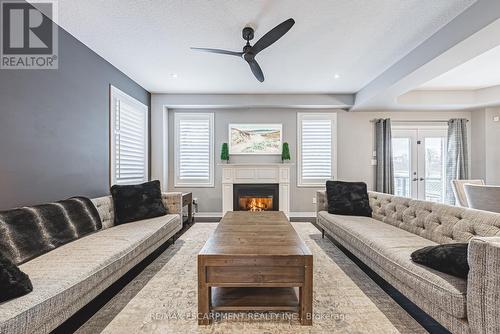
[392,138,411,197]
[424,137,445,203]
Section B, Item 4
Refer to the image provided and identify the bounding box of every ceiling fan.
[191,18,295,82]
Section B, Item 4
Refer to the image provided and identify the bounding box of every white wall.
[470,107,500,185]
[151,94,473,214]
[471,109,486,180]
[485,108,500,185]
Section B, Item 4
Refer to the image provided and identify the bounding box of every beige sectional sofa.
[316,190,500,334]
[0,192,183,334]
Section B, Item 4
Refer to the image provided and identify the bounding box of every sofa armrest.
[161,192,183,218]
[316,190,328,213]
[467,236,500,334]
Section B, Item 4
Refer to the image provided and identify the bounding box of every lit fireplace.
[233,184,279,212]
[239,196,273,211]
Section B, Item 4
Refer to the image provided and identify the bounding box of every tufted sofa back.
[91,196,115,229]
[369,191,500,244]
[90,192,182,230]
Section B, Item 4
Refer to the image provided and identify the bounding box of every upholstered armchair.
[451,179,485,207]
[464,184,500,213]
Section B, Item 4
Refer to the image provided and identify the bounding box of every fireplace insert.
[233,184,279,212]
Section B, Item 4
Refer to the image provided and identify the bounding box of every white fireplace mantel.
[221,163,291,218]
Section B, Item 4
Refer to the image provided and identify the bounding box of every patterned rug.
[81,223,426,334]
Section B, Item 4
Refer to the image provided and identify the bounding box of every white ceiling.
[48,0,474,93]
[419,44,500,90]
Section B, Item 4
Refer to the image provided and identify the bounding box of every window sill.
[297,183,327,188]
[174,183,215,188]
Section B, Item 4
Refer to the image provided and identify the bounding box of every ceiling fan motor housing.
[242,27,254,41]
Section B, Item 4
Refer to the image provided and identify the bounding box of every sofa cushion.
[326,181,372,217]
[111,180,167,225]
[0,197,102,265]
[0,252,33,303]
[318,211,467,318]
[0,214,180,334]
[411,243,469,279]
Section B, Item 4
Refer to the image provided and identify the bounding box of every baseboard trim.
[195,212,222,218]
[289,212,316,218]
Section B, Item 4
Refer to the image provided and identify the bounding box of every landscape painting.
[229,124,282,154]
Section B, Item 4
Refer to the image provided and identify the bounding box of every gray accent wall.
[0,25,150,209]
[165,108,472,214]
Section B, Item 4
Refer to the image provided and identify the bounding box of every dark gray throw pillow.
[411,243,469,279]
[0,197,102,265]
[0,252,33,303]
[110,180,167,225]
[326,181,372,217]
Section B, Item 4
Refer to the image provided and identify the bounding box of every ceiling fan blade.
[247,59,265,82]
[251,18,295,55]
[190,47,243,57]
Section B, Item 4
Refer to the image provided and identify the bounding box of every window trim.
[297,112,337,187]
[174,112,215,188]
[109,85,149,186]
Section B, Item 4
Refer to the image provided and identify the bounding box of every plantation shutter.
[298,113,337,186]
[110,86,148,186]
[174,113,214,187]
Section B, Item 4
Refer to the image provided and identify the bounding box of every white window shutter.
[110,86,148,186]
[297,113,337,186]
[174,113,214,187]
[302,120,332,179]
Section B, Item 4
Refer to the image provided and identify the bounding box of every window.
[297,113,337,187]
[174,113,214,187]
[110,86,149,186]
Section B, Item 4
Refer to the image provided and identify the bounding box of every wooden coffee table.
[198,211,313,325]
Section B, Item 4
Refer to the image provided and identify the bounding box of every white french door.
[392,130,417,199]
[392,126,447,203]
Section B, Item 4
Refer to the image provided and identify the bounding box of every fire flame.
[241,197,272,211]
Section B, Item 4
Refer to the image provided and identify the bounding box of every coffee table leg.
[198,256,210,325]
[300,257,313,325]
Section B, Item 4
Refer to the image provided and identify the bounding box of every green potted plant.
[221,143,230,163]
[281,142,291,163]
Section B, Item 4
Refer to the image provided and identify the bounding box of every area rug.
[97,223,425,334]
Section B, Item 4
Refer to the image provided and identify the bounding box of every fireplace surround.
[221,163,291,217]
[233,184,279,211]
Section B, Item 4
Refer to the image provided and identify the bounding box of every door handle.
[419,177,425,181]
[412,178,418,181]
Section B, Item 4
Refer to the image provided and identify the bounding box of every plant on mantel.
[221,143,229,163]
[281,142,291,163]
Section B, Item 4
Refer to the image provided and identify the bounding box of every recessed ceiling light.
[171,73,178,78]
[334,74,340,79]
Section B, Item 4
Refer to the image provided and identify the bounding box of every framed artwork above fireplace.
[228,123,282,155]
